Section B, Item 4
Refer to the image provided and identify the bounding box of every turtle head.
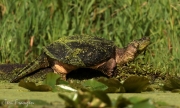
[116,37,150,65]
[133,36,150,53]
[131,37,150,54]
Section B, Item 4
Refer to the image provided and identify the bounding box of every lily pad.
[68,80,87,90]
[81,79,108,91]
[129,96,147,104]
[91,90,111,107]
[132,99,155,108]
[43,73,60,87]
[43,73,62,91]
[123,76,150,93]
[56,78,69,85]
[97,77,125,93]
[19,80,52,91]
[163,76,180,91]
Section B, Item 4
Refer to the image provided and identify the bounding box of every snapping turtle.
[10,35,150,83]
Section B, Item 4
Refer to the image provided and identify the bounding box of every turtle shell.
[44,35,116,67]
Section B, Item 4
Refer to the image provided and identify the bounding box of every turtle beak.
[137,37,150,51]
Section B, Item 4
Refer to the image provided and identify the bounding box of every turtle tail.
[10,53,50,83]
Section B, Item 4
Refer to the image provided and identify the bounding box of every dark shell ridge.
[44,35,116,67]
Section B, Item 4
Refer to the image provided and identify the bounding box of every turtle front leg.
[52,65,67,80]
[97,58,117,77]
[51,61,78,80]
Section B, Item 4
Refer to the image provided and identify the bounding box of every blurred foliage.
[7,73,180,107]
[19,80,52,91]
[59,90,112,108]
[19,73,151,93]
[0,0,180,74]
[58,90,174,108]
[163,76,180,92]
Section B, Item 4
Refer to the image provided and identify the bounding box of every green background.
[0,0,180,74]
